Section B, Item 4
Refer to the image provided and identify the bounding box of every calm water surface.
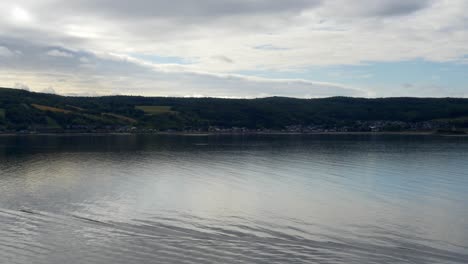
[0,134,467,263]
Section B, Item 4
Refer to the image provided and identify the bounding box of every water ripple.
[0,134,467,263]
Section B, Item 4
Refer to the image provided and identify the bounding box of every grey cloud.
[1,1,466,98]
[0,27,88,54]
[0,46,14,57]
[169,73,365,98]
[366,0,432,16]
[0,36,363,98]
[47,49,74,58]
[0,39,79,71]
[2,1,318,45]
[56,0,321,19]
[212,55,234,64]
[254,44,288,51]
[0,37,146,75]
[116,72,365,98]
[323,0,433,17]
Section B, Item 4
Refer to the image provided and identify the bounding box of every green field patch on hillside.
[136,106,177,115]
[80,113,130,125]
[67,105,85,111]
[32,104,71,114]
[0,109,5,119]
[103,113,137,123]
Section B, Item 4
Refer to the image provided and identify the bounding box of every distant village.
[206,120,462,134]
[1,120,465,135]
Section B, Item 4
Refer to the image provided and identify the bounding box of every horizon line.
[1,87,466,100]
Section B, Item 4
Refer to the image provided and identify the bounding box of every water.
[0,134,467,264]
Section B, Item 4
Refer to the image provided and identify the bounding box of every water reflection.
[0,134,467,263]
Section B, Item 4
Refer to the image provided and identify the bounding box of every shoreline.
[0,131,466,137]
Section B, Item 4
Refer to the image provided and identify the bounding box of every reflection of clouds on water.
[0,134,468,263]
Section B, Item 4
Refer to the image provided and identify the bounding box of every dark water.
[0,134,467,264]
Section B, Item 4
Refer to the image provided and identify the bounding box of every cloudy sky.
[0,0,467,98]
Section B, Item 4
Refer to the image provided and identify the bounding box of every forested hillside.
[1,87,468,132]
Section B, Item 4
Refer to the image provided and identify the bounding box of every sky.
[0,0,467,98]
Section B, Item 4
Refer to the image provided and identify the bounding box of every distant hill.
[1,87,468,133]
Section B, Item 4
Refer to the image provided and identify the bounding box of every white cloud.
[47,49,74,58]
[41,86,56,94]
[0,40,364,97]
[79,57,90,63]
[13,82,30,91]
[11,6,33,23]
[0,46,14,57]
[0,0,466,97]
[2,0,464,69]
